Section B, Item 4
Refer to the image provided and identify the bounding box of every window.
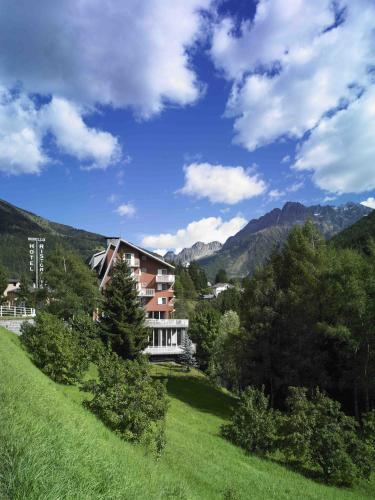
[158,268,168,275]
[141,255,147,261]
[141,267,147,273]
[157,297,167,305]
[157,283,169,291]
[125,253,132,260]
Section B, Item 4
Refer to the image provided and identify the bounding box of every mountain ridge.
[165,240,222,264]
[198,201,372,279]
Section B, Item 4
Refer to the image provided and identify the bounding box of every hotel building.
[90,238,189,357]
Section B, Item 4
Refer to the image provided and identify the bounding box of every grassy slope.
[0,328,374,500]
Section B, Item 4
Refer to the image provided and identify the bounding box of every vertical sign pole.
[28,238,46,289]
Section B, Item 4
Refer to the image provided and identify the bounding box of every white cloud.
[0,0,210,118]
[41,98,121,169]
[180,162,266,204]
[0,90,120,174]
[0,88,47,174]
[268,189,285,200]
[211,0,375,153]
[361,197,375,210]
[142,215,247,253]
[293,87,375,193]
[0,0,211,175]
[281,155,291,164]
[288,182,304,193]
[323,196,337,203]
[115,203,136,217]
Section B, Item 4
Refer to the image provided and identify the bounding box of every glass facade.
[150,328,185,347]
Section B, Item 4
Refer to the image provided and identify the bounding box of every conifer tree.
[179,334,197,371]
[215,268,228,284]
[0,263,7,304]
[101,259,148,359]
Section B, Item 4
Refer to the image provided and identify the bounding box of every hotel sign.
[28,237,46,288]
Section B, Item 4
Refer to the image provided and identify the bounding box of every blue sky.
[0,0,374,253]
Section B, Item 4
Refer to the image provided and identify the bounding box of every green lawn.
[0,327,374,499]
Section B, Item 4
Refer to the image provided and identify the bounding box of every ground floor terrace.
[144,318,193,356]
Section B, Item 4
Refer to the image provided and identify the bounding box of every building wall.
[105,241,175,319]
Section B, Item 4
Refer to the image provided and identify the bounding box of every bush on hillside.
[21,312,88,384]
[85,352,168,456]
[222,385,375,487]
[221,386,278,454]
[69,314,104,363]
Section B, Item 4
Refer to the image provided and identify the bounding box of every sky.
[0,0,375,254]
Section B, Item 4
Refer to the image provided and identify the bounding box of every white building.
[211,282,233,297]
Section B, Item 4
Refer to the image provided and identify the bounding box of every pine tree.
[44,246,100,319]
[179,334,197,371]
[101,259,148,359]
[215,268,228,284]
[0,263,7,304]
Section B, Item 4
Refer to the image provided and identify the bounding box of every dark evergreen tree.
[17,272,34,307]
[215,268,228,284]
[0,262,8,304]
[101,259,148,359]
[213,287,242,314]
[43,246,100,319]
[188,262,207,292]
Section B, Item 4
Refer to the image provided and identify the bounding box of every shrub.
[69,314,104,363]
[21,312,88,384]
[85,352,168,454]
[279,387,315,465]
[280,388,374,486]
[221,386,277,454]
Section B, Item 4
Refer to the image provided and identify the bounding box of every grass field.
[0,326,374,500]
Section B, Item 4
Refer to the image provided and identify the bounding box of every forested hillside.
[0,199,107,276]
[333,210,375,251]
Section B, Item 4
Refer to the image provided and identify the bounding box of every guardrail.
[0,305,36,317]
[155,274,175,284]
[145,318,189,328]
[138,288,155,297]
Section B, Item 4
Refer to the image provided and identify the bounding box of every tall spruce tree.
[101,259,148,359]
[179,334,197,371]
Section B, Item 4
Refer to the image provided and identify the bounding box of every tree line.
[187,221,375,485]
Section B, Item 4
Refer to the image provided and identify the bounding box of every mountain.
[332,208,375,251]
[0,199,107,276]
[164,241,222,264]
[198,201,372,279]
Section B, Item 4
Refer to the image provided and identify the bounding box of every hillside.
[1,327,373,499]
[332,209,375,251]
[0,199,107,276]
[199,202,372,279]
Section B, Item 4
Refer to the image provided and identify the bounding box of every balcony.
[145,318,189,328]
[125,257,140,267]
[138,288,155,297]
[155,274,175,284]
